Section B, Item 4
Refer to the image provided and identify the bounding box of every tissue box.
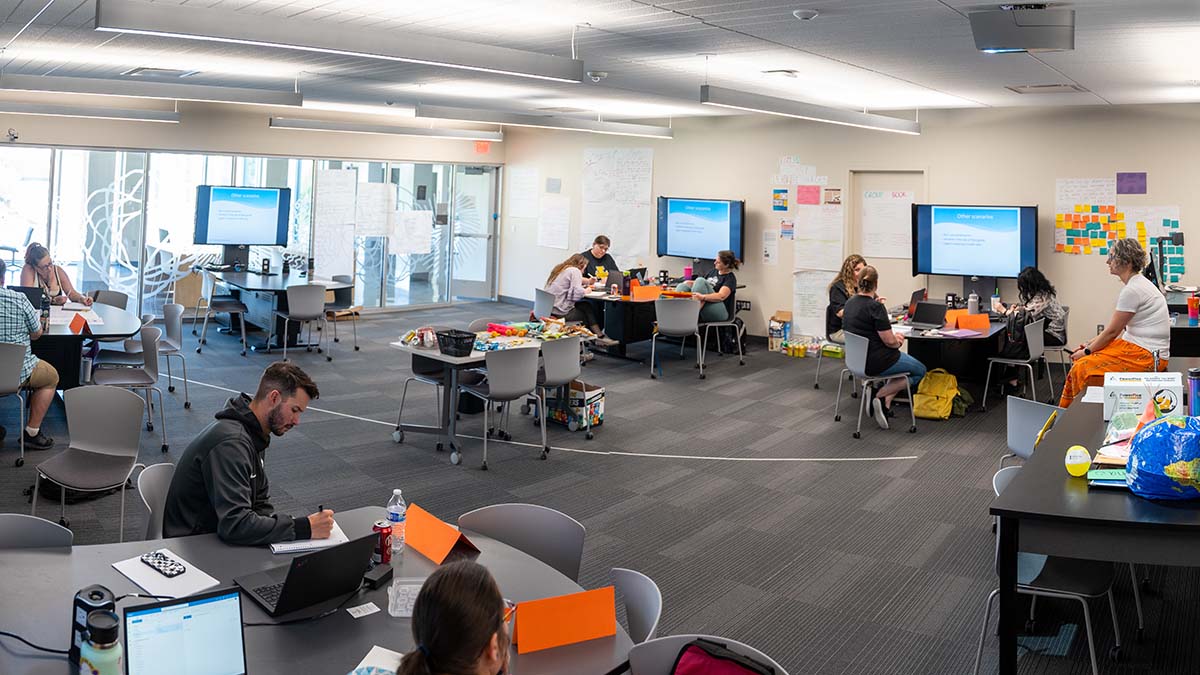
[1102,372,1182,421]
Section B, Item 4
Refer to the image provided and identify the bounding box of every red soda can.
[372,520,393,564]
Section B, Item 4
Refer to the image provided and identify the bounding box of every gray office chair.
[92,325,168,453]
[973,466,1124,675]
[0,342,27,466]
[456,347,544,470]
[0,513,72,548]
[532,288,555,321]
[195,271,248,357]
[30,386,146,541]
[833,332,917,438]
[458,503,585,581]
[0,226,32,265]
[531,335,589,443]
[629,635,789,675]
[612,567,662,644]
[268,284,331,362]
[91,289,128,310]
[813,334,856,391]
[1000,396,1063,470]
[699,303,744,366]
[651,297,704,380]
[137,462,175,540]
[324,274,359,352]
[468,318,508,332]
[97,304,191,410]
[982,319,1053,411]
[1047,305,1071,380]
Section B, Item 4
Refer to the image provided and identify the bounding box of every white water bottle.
[386,489,407,555]
[968,292,980,315]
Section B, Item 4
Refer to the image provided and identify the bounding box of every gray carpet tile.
[4,300,1200,674]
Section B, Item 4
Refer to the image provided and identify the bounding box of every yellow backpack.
[912,368,959,420]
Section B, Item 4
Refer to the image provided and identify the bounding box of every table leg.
[998,515,1019,675]
[447,367,460,464]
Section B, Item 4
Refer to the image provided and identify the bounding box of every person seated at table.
[1059,238,1169,407]
[675,250,739,322]
[843,266,927,429]
[163,361,335,545]
[348,561,511,675]
[19,243,92,307]
[992,266,1067,395]
[826,254,867,342]
[0,259,57,450]
[545,253,615,345]
[580,234,620,281]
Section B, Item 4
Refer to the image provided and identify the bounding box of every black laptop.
[233,534,375,617]
[9,285,42,309]
[908,301,949,330]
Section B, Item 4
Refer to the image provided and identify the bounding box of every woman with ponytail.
[349,561,512,675]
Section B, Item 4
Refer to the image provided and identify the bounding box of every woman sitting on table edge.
[348,561,512,675]
[843,265,927,429]
[676,249,740,322]
[992,266,1067,396]
[19,242,92,306]
[544,253,617,346]
[826,254,867,343]
[1059,237,1169,408]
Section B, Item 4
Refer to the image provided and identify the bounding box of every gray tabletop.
[43,303,143,340]
[0,506,632,674]
[212,271,352,293]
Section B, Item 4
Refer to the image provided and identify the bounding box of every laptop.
[233,534,375,617]
[904,288,926,319]
[908,301,948,330]
[9,285,42,309]
[124,587,247,675]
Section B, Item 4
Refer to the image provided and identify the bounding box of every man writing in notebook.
[163,361,335,545]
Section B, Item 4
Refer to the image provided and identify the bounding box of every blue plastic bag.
[1127,416,1200,500]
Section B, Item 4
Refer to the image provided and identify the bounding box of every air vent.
[535,106,589,114]
[762,69,800,78]
[1005,83,1088,94]
[121,67,199,79]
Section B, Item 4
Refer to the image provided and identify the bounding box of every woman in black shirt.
[580,235,621,279]
[842,266,927,429]
[676,250,738,322]
[826,254,866,341]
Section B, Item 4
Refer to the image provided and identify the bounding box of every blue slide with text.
[929,206,1021,277]
[205,187,281,245]
[665,199,731,259]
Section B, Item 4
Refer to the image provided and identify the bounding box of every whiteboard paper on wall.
[355,182,394,237]
[581,148,653,268]
[1124,205,1180,240]
[314,169,357,227]
[762,230,779,266]
[506,166,540,219]
[1054,178,1115,213]
[314,222,354,279]
[392,210,434,255]
[582,202,652,266]
[792,270,828,338]
[861,190,913,258]
[538,194,570,250]
[793,204,843,271]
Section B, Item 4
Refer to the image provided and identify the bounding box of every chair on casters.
[612,567,662,644]
[982,319,1053,411]
[458,503,585,581]
[0,343,28,466]
[324,274,359,351]
[90,289,129,310]
[629,635,789,675]
[1046,305,1071,380]
[92,326,169,453]
[96,304,191,410]
[650,298,704,380]
[267,284,331,362]
[30,386,146,541]
[455,347,543,470]
[814,334,854,390]
[532,288,555,321]
[137,463,175,540]
[973,466,1129,675]
[0,513,72,548]
[532,336,589,443]
[699,314,744,367]
[0,227,32,266]
[833,332,917,438]
[195,271,248,356]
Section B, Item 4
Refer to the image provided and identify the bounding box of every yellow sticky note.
[1074,204,1084,213]
[1085,247,1092,254]
[1056,213,1065,222]
[1100,215,1109,223]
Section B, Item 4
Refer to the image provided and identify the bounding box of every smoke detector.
[586,71,608,83]
[792,9,819,21]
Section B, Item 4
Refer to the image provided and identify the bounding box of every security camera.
[6,129,17,142]
[792,9,819,21]
[586,71,608,83]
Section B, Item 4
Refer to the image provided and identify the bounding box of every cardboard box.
[1102,372,1182,421]
[768,310,792,351]
[546,380,604,430]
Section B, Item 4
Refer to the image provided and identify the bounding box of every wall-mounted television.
[911,203,1038,278]
[656,197,745,261]
[194,186,291,246]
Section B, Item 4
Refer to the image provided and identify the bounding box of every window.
[0,147,52,283]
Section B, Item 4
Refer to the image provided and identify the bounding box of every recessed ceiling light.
[121,66,198,79]
[792,9,819,21]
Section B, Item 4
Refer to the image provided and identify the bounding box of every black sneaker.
[23,431,53,451]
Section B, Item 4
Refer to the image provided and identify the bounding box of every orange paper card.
[944,308,968,328]
[68,313,90,335]
[405,503,478,564]
[957,313,991,332]
[515,587,616,654]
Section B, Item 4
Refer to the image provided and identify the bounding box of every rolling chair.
[324,274,359,352]
[532,288,555,321]
[0,343,28,466]
[455,347,543,470]
[650,297,704,380]
[195,270,248,357]
[833,332,917,438]
[267,284,331,362]
[92,325,169,453]
[982,319,1053,410]
[0,227,32,266]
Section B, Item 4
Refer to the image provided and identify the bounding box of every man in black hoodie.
[163,361,334,545]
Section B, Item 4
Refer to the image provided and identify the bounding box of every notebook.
[269,521,349,554]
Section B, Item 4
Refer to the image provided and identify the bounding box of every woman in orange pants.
[1059,238,1169,407]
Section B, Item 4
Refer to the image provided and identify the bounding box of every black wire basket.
[436,329,476,357]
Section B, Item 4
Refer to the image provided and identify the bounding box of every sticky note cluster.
[1148,226,1186,283]
[1054,204,1122,256]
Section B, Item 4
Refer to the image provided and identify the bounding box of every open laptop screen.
[124,588,247,675]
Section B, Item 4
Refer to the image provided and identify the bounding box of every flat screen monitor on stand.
[911,203,1038,305]
[194,185,292,272]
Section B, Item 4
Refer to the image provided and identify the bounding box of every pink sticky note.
[796,185,821,205]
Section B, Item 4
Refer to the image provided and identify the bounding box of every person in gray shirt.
[163,361,334,545]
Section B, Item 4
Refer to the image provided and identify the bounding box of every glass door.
[450,165,498,300]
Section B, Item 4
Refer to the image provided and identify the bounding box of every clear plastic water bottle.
[386,489,407,555]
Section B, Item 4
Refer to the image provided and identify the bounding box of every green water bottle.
[79,610,122,675]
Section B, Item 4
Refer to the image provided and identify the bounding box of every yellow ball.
[1065,445,1091,477]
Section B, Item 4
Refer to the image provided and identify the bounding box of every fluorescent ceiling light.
[415,104,673,139]
[0,73,302,106]
[0,101,179,122]
[301,100,416,118]
[95,0,585,84]
[699,85,920,135]
[269,117,502,142]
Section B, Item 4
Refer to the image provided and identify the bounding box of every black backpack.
[717,317,747,355]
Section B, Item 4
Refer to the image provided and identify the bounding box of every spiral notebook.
[269,521,349,554]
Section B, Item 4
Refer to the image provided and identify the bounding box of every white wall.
[498,104,1200,343]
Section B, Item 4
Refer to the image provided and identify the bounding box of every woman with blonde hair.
[544,253,613,344]
[1059,238,1169,407]
[19,243,92,306]
[826,254,866,342]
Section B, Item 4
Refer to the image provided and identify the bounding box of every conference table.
[903,321,1007,382]
[31,302,144,389]
[208,270,353,350]
[989,402,1200,674]
[0,506,633,675]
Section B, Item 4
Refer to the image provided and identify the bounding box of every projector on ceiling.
[969,6,1075,53]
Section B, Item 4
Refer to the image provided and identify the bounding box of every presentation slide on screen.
[665,199,731,258]
[929,206,1021,277]
[205,187,280,245]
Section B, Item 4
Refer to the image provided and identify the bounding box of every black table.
[1169,314,1200,358]
[905,322,1006,381]
[209,271,353,350]
[0,506,632,675]
[586,296,656,361]
[989,403,1200,674]
[32,303,144,389]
